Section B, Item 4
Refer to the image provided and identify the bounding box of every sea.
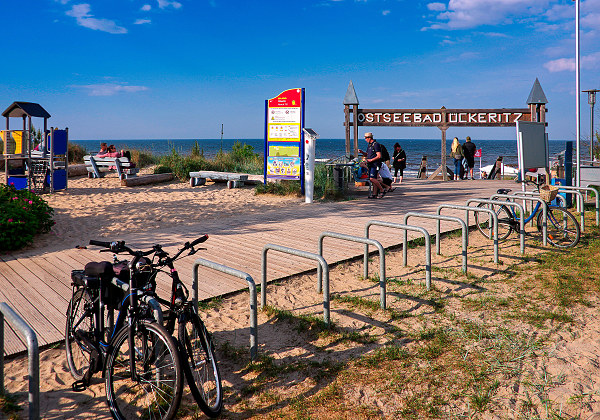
[71,138,580,176]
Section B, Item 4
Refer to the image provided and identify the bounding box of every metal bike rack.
[557,185,599,226]
[558,186,598,230]
[319,232,386,309]
[0,303,39,420]
[469,197,526,255]
[437,204,500,263]
[262,244,331,324]
[364,221,431,290]
[193,258,257,360]
[403,212,468,273]
[486,195,547,246]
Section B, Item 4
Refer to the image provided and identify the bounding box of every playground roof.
[2,102,51,119]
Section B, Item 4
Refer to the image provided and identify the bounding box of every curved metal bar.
[437,204,500,263]
[488,195,547,246]
[364,221,431,290]
[262,244,330,324]
[0,302,39,420]
[557,185,599,226]
[319,232,386,308]
[403,212,468,273]
[193,258,257,360]
[477,196,527,254]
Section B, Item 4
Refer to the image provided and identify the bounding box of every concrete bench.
[84,155,139,180]
[189,171,249,188]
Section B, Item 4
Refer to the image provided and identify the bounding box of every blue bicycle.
[474,181,581,248]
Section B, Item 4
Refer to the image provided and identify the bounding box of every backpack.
[379,143,390,162]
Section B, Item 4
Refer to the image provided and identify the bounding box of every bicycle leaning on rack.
[474,180,581,248]
[65,240,184,420]
[137,235,223,418]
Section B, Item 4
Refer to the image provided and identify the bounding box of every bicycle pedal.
[72,380,87,392]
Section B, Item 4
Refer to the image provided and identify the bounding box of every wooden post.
[440,126,448,181]
[344,105,350,156]
[353,104,359,158]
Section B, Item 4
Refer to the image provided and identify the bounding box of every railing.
[262,244,331,324]
[0,302,39,420]
[192,259,257,360]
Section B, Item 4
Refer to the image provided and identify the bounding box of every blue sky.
[1,0,599,141]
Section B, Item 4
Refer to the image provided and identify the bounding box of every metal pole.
[576,0,581,211]
[591,101,595,161]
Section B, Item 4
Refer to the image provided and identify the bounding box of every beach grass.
[214,223,600,419]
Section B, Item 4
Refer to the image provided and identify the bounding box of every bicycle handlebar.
[88,235,208,261]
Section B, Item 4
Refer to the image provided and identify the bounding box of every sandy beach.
[3,171,600,419]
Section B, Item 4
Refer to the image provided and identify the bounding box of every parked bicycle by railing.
[137,235,223,418]
[65,240,183,420]
[474,179,581,248]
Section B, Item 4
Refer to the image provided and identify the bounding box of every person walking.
[392,143,406,184]
[451,137,463,181]
[358,132,385,198]
[462,136,477,180]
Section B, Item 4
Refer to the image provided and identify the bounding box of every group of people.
[358,132,406,199]
[96,142,131,160]
[450,136,477,181]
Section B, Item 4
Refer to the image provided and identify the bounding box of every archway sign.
[343,79,548,180]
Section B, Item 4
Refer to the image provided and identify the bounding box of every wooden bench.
[84,155,139,179]
[189,171,249,188]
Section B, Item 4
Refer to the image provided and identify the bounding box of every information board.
[264,88,305,181]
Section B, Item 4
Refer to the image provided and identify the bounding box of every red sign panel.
[474,149,482,158]
[268,89,302,108]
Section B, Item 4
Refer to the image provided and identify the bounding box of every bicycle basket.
[539,184,559,203]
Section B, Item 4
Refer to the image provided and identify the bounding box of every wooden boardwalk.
[0,179,509,356]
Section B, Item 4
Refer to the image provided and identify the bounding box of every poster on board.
[264,88,305,183]
[516,121,548,181]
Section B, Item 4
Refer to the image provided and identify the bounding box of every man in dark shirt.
[358,132,385,198]
[462,136,477,180]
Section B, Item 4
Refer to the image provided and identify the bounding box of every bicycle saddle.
[497,188,511,195]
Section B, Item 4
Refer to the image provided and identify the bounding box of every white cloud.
[66,4,127,34]
[382,10,390,16]
[427,2,446,12]
[544,51,600,72]
[157,0,182,9]
[141,4,152,11]
[72,83,149,96]
[55,0,70,4]
[134,19,151,25]
[425,0,552,30]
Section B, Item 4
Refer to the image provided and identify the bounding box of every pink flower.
[28,200,33,204]
[7,219,13,223]
[12,197,18,200]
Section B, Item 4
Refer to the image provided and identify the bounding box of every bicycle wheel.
[178,312,223,418]
[474,202,513,240]
[65,288,96,381]
[105,320,183,420]
[537,206,580,248]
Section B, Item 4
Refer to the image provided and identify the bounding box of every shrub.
[254,180,302,196]
[0,184,55,251]
[68,143,87,163]
[154,165,173,174]
[129,149,158,168]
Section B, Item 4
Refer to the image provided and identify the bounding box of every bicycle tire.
[178,312,223,418]
[537,206,580,248]
[474,202,513,240]
[105,320,183,420]
[65,288,96,381]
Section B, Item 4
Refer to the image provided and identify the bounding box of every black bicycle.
[135,235,223,418]
[65,240,184,420]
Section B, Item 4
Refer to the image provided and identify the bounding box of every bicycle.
[474,180,581,248]
[134,235,223,418]
[65,240,184,420]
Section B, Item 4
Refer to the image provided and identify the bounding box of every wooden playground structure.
[1,101,69,193]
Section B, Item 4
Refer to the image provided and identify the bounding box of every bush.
[129,149,158,168]
[68,143,87,163]
[254,180,302,196]
[156,142,264,180]
[0,184,55,251]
